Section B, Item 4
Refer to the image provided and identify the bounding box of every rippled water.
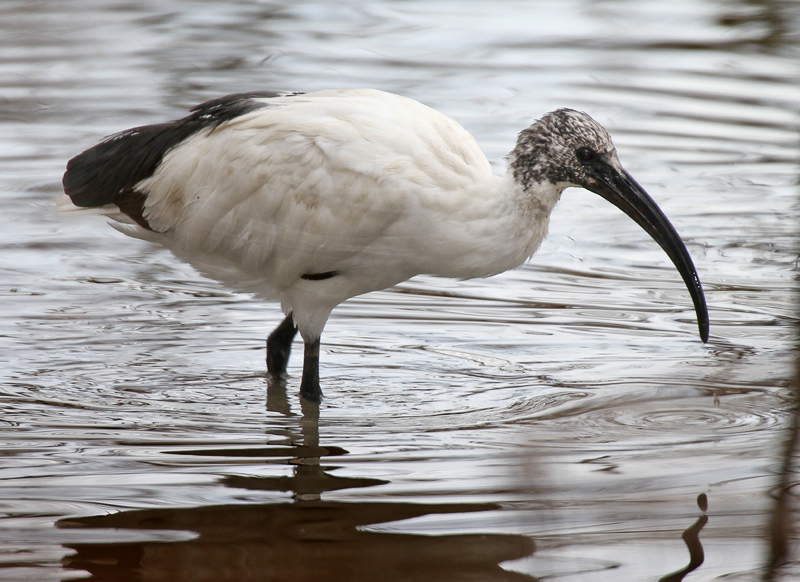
[1,1,798,580]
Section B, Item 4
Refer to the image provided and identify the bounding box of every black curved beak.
[584,156,709,343]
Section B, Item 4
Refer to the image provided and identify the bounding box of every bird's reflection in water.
[58,379,536,581]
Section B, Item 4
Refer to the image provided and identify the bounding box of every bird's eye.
[576,147,595,162]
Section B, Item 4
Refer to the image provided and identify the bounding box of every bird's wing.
[138,90,494,288]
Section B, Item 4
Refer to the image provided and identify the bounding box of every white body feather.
[61,89,562,339]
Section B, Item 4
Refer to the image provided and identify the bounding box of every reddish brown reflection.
[59,500,536,582]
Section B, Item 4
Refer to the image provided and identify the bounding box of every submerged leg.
[300,337,322,403]
[266,312,298,378]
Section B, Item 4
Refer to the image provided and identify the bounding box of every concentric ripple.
[587,401,781,433]
[529,391,789,448]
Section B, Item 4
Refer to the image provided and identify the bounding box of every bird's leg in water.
[300,337,322,402]
[266,313,298,378]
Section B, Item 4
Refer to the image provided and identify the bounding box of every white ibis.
[60,88,709,403]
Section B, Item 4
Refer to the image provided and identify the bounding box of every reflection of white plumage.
[61,88,708,402]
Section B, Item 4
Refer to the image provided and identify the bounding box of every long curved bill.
[587,158,709,343]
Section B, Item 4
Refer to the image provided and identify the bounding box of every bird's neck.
[427,172,564,280]
[490,172,565,271]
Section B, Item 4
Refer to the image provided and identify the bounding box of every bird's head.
[511,108,618,190]
[511,108,709,343]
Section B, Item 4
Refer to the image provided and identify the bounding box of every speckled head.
[510,108,617,191]
[509,107,709,344]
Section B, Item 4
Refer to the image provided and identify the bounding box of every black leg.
[266,312,298,378]
[299,337,323,403]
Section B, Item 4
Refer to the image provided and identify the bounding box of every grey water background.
[2,0,799,580]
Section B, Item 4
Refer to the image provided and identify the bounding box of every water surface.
[1,1,798,580]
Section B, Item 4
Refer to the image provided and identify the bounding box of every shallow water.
[1,0,799,580]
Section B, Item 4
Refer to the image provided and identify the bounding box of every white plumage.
[61,88,708,402]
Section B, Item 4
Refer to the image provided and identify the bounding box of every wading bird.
[60,89,709,403]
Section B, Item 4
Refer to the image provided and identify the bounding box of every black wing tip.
[62,148,113,208]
